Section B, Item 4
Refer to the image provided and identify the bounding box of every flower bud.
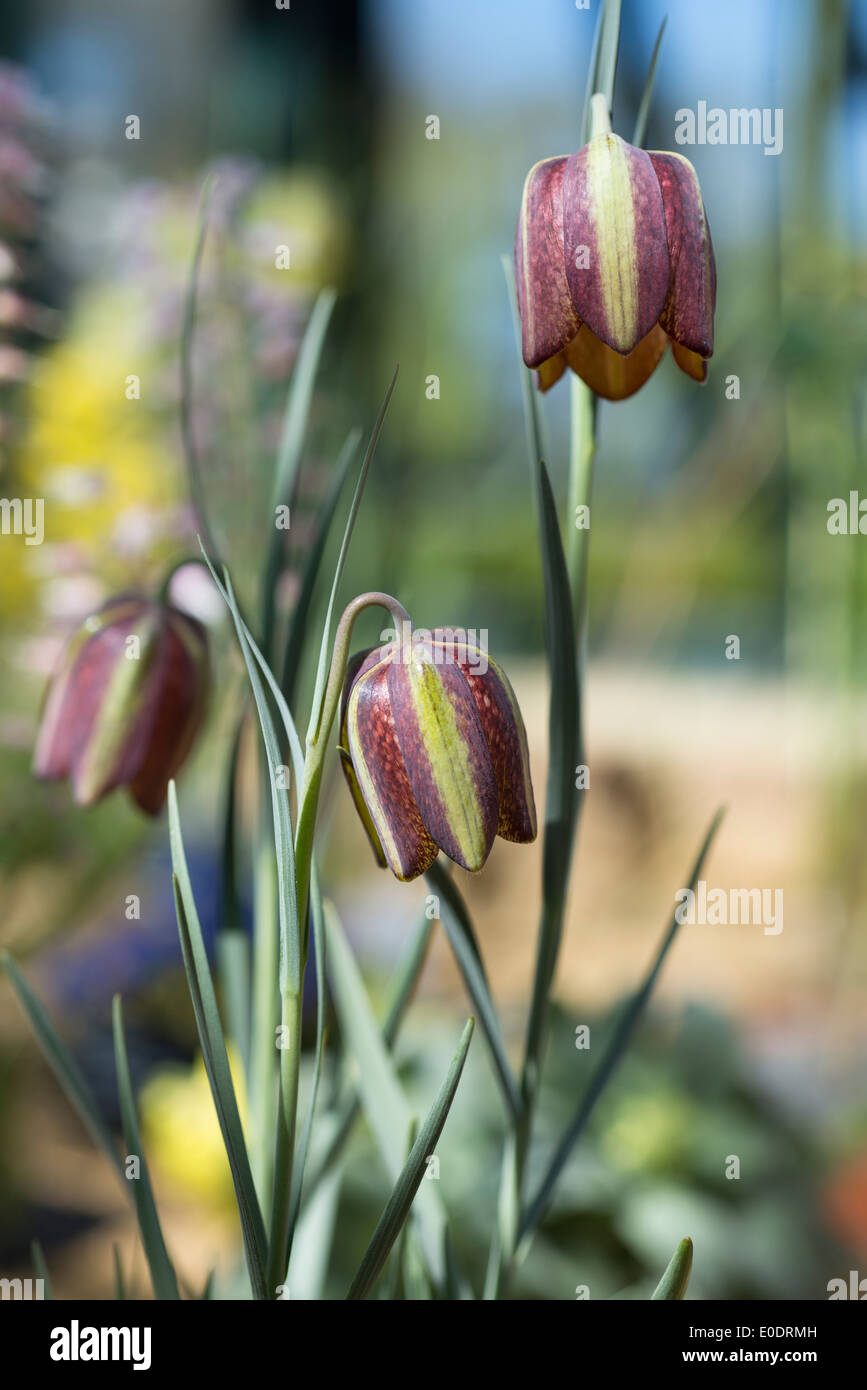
[515,126,716,400]
[33,594,208,815]
[340,627,536,881]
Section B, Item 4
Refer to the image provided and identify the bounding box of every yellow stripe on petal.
[405,656,493,872]
[586,134,641,351]
[563,133,670,356]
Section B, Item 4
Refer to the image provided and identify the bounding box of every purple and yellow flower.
[33,594,208,815]
[339,627,536,881]
[515,126,716,400]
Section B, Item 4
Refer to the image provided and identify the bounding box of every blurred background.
[0,0,866,1299]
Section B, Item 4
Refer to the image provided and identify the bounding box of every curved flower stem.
[293,592,412,958]
[567,376,597,644]
[589,91,613,138]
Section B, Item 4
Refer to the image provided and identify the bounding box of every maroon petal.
[515,156,582,369]
[345,656,438,882]
[648,151,716,358]
[127,610,209,815]
[33,596,150,794]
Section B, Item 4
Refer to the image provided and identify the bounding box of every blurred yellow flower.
[140,1048,248,1210]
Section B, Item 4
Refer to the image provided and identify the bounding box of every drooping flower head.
[340,626,536,881]
[33,594,208,814]
[515,97,716,400]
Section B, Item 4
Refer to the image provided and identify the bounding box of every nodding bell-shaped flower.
[33,594,208,815]
[515,95,716,401]
[339,626,536,881]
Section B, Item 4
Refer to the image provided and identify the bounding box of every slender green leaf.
[180,178,219,561]
[168,785,269,1299]
[111,995,180,1300]
[287,1125,343,1301]
[301,907,436,1201]
[502,256,581,1100]
[347,1019,474,1300]
[2,952,122,1178]
[323,898,449,1286]
[520,808,726,1239]
[281,427,362,703]
[216,928,251,1080]
[632,16,668,148]
[426,861,521,1122]
[261,288,337,645]
[523,457,580,1093]
[208,561,299,997]
[652,1237,693,1300]
[307,365,399,745]
[201,547,305,785]
[31,1241,54,1300]
[580,1,605,143]
[218,701,247,936]
[383,1120,418,1301]
[201,1269,216,1301]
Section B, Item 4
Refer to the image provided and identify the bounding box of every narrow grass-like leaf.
[287,1136,343,1300]
[306,365,399,745]
[652,1237,693,1300]
[111,995,180,1300]
[426,860,520,1122]
[230,571,299,998]
[502,257,581,1101]
[180,178,219,561]
[347,1019,474,1300]
[168,785,269,1300]
[31,1241,54,1300]
[632,16,668,148]
[216,929,251,1079]
[218,703,247,935]
[205,559,299,996]
[281,427,362,704]
[520,808,726,1239]
[301,908,436,1201]
[323,898,449,1285]
[261,288,337,646]
[522,458,580,1094]
[201,1269,216,1301]
[584,0,621,137]
[580,2,605,143]
[2,952,123,1179]
[201,547,306,785]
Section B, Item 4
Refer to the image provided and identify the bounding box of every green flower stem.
[589,91,613,138]
[567,375,597,635]
[293,592,412,934]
